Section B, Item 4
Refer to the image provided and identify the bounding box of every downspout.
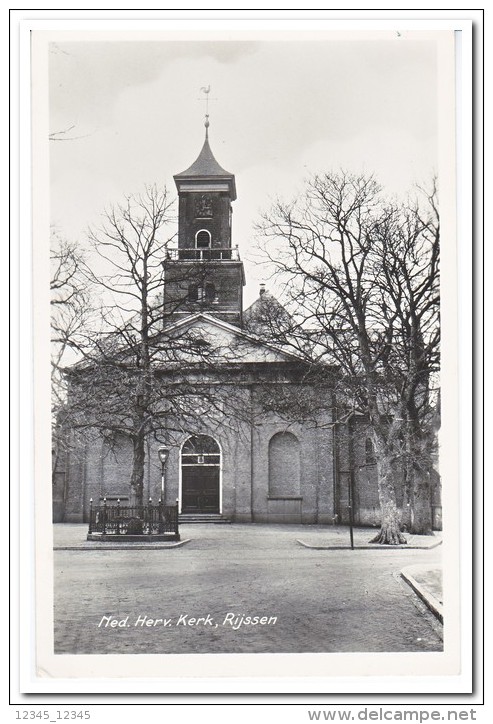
[314,425,320,524]
[60,426,72,522]
[331,392,340,522]
[250,384,254,522]
[146,437,151,500]
[82,440,89,523]
[347,412,357,534]
[99,437,104,500]
[338,408,357,527]
[161,260,167,329]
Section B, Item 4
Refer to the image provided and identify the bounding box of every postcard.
[19,15,474,696]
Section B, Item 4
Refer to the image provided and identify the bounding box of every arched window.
[195,229,211,249]
[268,431,301,496]
[182,435,220,465]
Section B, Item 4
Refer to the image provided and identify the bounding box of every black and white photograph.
[24,17,472,691]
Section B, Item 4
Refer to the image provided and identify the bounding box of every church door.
[181,435,221,513]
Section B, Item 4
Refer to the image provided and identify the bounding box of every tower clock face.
[195,194,213,218]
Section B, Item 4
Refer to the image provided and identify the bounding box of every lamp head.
[158,446,170,464]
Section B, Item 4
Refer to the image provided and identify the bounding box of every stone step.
[179,514,232,524]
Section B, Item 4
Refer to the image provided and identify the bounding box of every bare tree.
[51,229,91,372]
[51,230,93,477]
[70,184,177,505]
[370,181,440,535]
[63,184,248,506]
[256,172,440,543]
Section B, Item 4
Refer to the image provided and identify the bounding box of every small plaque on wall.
[195,193,213,217]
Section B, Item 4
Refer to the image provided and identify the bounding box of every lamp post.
[158,446,170,503]
[348,472,355,550]
[158,446,170,534]
[347,413,355,550]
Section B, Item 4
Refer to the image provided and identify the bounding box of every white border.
[12,8,479,702]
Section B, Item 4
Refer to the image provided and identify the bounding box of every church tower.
[163,115,245,327]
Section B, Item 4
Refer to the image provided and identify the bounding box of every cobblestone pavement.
[53,524,443,655]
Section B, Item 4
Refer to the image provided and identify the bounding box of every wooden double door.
[181,466,220,513]
[181,435,221,514]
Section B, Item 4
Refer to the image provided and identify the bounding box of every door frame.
[178,435,222,514]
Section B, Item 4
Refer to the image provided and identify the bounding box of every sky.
[49,34,439,307]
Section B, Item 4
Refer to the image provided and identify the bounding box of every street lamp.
[158,446,170,503]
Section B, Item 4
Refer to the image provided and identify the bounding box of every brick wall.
[163,261,244,326]
[335,416,421,529]
[178,193,232,250]
[60,382,337,525]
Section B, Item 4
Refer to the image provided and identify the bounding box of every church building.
[53,118,441,529]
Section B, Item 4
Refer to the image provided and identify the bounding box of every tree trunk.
[407,424,434,535]
[409,470,433,535]
[129,434,146,506]
[369,435,407,545]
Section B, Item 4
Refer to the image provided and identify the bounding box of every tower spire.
[199,85,216,139]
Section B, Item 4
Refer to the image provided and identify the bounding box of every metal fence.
[88,501,179,537]
[164,246,240,262]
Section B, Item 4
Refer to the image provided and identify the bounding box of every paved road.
[54,524,443,654]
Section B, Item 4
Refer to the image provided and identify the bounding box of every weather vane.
[198,86,218,132]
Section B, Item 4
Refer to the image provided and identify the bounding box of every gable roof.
[161,312,306,366]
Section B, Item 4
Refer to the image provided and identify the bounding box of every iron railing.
[163,246,240,262]
[88,500,179,537]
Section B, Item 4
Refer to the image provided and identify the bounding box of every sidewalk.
[53,524,189,550]
[53,522,442,550]
[400,565,443,622]
[296,526,442,550]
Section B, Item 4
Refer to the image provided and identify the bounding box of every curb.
[400,566,443,623]
[296,539,443,551]
[54,538,191,551]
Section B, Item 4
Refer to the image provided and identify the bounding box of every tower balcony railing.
[163,246,240,262]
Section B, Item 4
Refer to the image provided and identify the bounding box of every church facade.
[53,123,441,529]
